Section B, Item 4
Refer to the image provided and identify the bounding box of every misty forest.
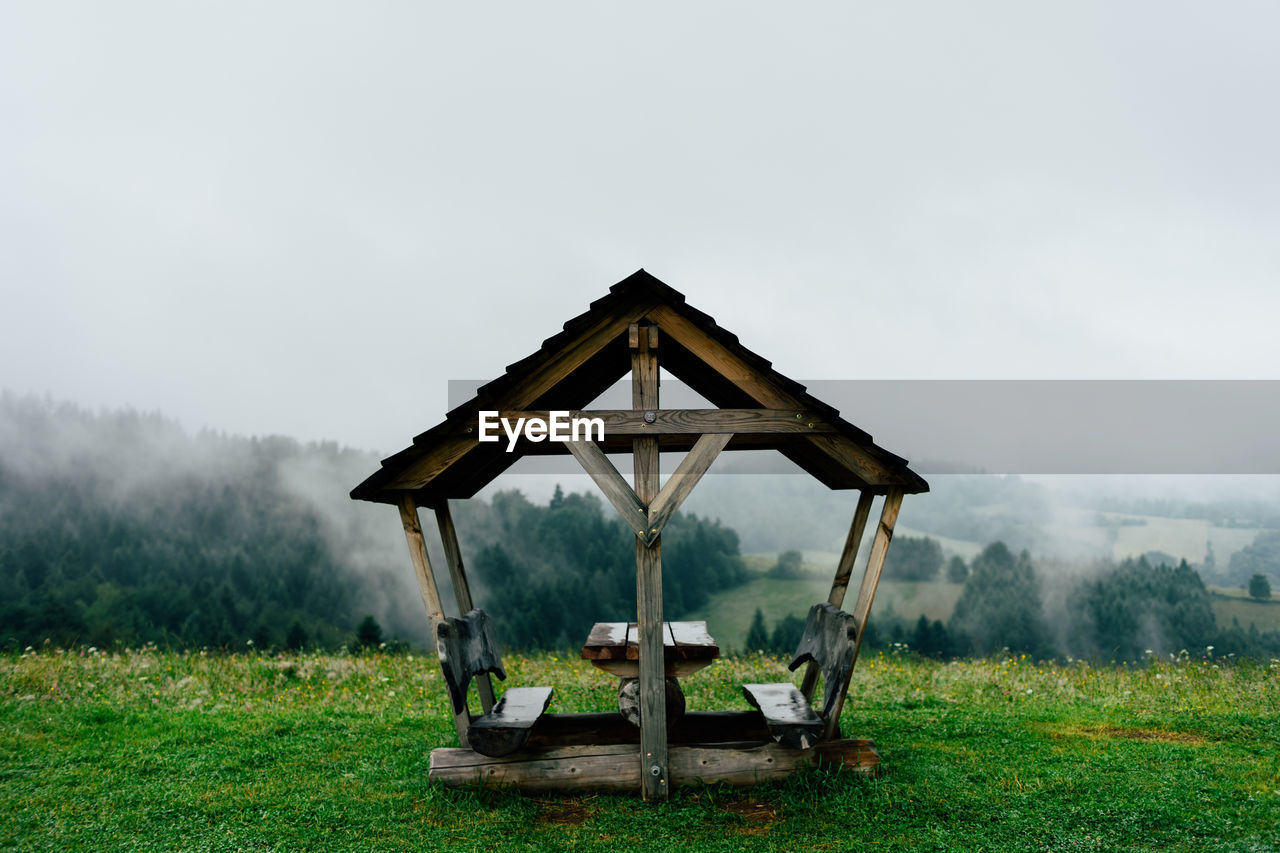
[2,394,1279,660]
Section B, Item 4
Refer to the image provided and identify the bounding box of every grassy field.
[1103,515,1262,567]
[690,575,964,652]
[693,554,963,651]
[3,648,1278,851]
[1210,589,1280,634]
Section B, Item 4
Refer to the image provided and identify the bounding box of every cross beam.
[565,432,730,547]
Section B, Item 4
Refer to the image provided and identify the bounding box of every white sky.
[3,2,1278,455]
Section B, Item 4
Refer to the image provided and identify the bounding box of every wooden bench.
[742,602,858,749]
[437,608,553,757]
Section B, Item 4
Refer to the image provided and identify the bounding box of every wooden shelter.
[351,270,928,799]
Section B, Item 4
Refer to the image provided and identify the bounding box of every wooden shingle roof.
[351,270,928,506]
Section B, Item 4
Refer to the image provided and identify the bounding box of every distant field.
[1209,588,1280,633]
[902,512,1263,571]
[1100,513,1261,566]
[712,556,1280,654]
[3,649,1277,851]
[693,555,963,651]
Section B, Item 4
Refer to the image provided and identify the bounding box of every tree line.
[0,395,748,652]
[745,538,1280,661]
[453,485,748,650]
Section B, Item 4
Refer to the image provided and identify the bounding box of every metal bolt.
[650,765,662,777]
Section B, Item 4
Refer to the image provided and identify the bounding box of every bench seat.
[468,686,555,757]
[741,602,860,750]
[437,609,554,758]
[741,683,824,750]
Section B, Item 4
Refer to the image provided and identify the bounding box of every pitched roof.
[351,270,928,505]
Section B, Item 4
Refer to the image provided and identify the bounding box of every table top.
[580,620,719,663]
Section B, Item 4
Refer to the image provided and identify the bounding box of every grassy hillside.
[690,553,964,652]
[4,649,1276,851]
[1210,588,1280,634]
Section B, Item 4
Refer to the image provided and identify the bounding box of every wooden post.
[434,501,495,714]
[631,321,668,801]
[801,490,874,701]
[823,489,903,741]
[399,495,471,747]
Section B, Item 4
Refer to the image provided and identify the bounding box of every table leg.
[618,677,685,730]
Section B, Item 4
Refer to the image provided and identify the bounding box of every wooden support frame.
[434,501,495,714]
[642,432,730,546]
[631,321,668,801]
[567,431,728,547]
[801,490,875,701]
[429,739,879,791]
[823,489,903,741]
[355,274,935,798]
[398,496,471,747]
[564,440,649,539]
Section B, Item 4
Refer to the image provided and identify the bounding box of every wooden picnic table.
[581,621,720,727]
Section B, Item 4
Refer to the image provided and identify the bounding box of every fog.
[4,3,1280,454]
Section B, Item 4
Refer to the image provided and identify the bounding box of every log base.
[428,737,880,792]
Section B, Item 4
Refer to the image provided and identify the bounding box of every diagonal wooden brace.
[565,439,649,539]
[566,433,730,547]
[642,433,731,547]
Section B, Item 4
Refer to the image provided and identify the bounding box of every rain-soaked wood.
[435,609,507,719]
[434,501,494,712]
[581,618,717,679]
[823,491,876,610]
[643,432,732,546]
[849,489,904,665]
[669,621,718,658]
[741,683,824,750]
[493,409,837,435]
[398,495,470,746]
[828,488,904,740]
[632,321,668,800]
[467,686,554,757]
[802,490,874,701]
[398,496,448,631]
[436,609,555,757]
[428,739,879,790]
[524,710,771,749]
[789,603,860,722]
[564,439,648,539]
[744,602,859,748]
[581,621,718,662]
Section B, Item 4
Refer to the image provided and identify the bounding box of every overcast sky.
[3,2,1278,456]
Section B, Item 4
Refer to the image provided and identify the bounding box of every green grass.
[3,648,1279,851]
